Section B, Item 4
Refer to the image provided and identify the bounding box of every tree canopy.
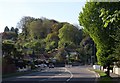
[79,2,120,75]
[58,24,82,48]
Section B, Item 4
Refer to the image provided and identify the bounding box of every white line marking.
[87,68,100,78]
[64,68,73,82]
[40,67,73,82]
[87,68,100,83]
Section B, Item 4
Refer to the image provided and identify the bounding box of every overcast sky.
[0,0,86,32]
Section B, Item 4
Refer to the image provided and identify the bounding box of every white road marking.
[87,68,100,78]
[64,68,73,82]
[40,67,73,82]
[23,67,71,82]
[87,68,100,83]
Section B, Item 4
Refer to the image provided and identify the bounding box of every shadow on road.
[2,77,120,83]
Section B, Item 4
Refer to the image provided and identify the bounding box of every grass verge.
[90,69,112,83]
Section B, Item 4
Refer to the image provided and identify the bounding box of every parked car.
[49,63,54,68]
[38,64,47,69]
[35,65,38,67]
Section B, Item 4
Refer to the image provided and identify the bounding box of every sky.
[0,0,86,32]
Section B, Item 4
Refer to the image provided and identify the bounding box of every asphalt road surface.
[2,66,99,83]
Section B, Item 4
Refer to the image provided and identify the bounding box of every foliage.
[2,16,86,69]
[16,16,84,62]
[2,40,22,69]
[99,3,120,67]
[2,27,18,40]
[2,41,15,56]
[45,32,59,51]
[11,27,15,32]
[17,16,35,39]
[54,48,66,62]
[79,2,120,75]
[79,2,117,66]
[58,23,81,48]
[78,32,95,64]
[4,26,9,32]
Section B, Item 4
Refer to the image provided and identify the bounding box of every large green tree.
[100,3,120,67]
[17,16,35,39]
[79,2,119,76]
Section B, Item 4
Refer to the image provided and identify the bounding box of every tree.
[2,41,15,56]
[99,3,120,67]
[45,32,59,42]
[4,26,9,32]
[54,48,66,62]
[58,23,81,48]
[29,19,43,39]
[11,27,15,32]
[16,16,85,66]
[2,40,19,61]
[2,32,18,40]
[45,32,59,51]
[17,16,35,39]
[14,28,19,35]
[79,2,119,76]
[80,34,94,64]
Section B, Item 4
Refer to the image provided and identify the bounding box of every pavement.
[110,72,120,83]
[87,65,120,83]
[110,72,119,77]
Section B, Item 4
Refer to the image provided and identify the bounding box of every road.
[2,66,99,83]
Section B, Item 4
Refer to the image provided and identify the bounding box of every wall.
[113,67,120,75]
[93,65,101,70]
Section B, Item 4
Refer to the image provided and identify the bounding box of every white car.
[38,64,47,69]
[35,65,38,67]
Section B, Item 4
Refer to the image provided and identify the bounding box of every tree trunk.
[106,64,110,76]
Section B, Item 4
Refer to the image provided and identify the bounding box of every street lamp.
[66,53,70,67]
[92,41,96,65]
[91,56,94,65]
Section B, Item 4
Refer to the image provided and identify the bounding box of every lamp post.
[66,55,68,67]
[92,41,96,65]
[64,43,68,67]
